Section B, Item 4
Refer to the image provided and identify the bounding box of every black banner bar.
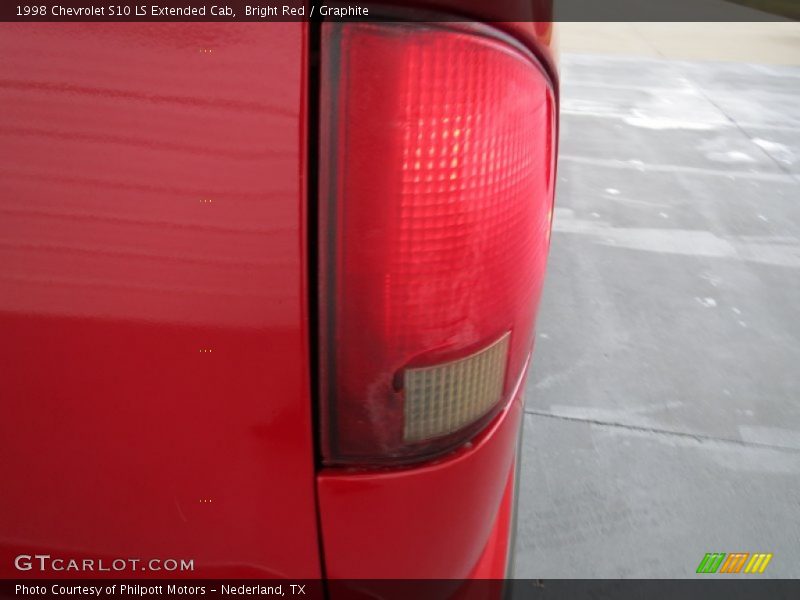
[3,580,800,600]
[0,0,796,22]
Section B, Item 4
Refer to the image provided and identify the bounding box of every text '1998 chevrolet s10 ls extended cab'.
[0,3,558,588]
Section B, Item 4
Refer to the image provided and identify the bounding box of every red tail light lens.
[319,22,556,465]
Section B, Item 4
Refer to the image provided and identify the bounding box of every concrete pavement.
[556,23,800,66]
[514,47,800,577]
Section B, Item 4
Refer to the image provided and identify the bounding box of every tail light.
[318,22,556,465]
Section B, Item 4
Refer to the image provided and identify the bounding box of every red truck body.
[0,14,557,580]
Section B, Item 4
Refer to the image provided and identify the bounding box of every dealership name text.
[16,584,304,596]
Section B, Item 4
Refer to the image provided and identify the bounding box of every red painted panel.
[317,385,524,579]
[0,23,319,577]
[468,458,516,579]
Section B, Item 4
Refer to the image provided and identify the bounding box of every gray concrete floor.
[556,23,800,66]
[514,54,800,578]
